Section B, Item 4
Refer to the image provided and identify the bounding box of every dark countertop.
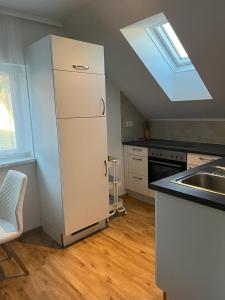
[124,138,225,211]
[150,157,225,212]
[123,139,225,157]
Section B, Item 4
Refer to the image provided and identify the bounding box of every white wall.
[106,78,125,195]
[19,18,66,48]
[0,14,67,232]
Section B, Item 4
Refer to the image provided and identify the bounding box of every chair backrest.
[0,170,27,234]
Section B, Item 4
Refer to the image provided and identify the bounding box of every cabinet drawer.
[51,36,104,74]
[128,155,148,176]
[128,173,148,195]
[128,146,148,157]
[54,71,106,118]
[187,153,220,167]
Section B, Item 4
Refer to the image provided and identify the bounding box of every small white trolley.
[108,156,127,218]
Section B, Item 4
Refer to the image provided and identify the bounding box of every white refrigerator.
[26,35,109,246]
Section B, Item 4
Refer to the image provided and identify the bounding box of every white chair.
[0,170,28,280]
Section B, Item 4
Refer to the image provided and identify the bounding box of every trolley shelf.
[108,156,127,218]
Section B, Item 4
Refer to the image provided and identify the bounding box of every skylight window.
[162,23,188,59]
[152,22,192,70]
[120,13,213,102]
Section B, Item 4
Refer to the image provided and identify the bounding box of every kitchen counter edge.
[150,157,225,212]
[123,139,225,157]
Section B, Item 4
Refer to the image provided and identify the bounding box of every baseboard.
[41,220,62,245]
[127,190,155,205]
[119,192,128,198]
[20,227,42,239]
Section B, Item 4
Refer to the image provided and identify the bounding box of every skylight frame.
[154,23,192,68]
[120,12,213,102]
[162,23,188,59]
[146,26,195,73]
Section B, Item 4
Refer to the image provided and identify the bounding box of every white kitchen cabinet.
[26,35,108,246]
[54,70,106,118]
[128,146,148,157]
[156,191,225,300]
[124,145,153,199]
[128,155,148,176]
[58,117,108,235]
[128,173,149,195]
[51,35,104,74]
[187,153,220,169]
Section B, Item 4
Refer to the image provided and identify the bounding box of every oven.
[148,148,187,186]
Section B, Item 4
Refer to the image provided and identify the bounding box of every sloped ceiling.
[0,0,90,21]
[64,0,225,119]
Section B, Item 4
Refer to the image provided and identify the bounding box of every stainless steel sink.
[172,166,225,196]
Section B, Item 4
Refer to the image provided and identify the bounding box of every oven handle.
[148,159,182,168]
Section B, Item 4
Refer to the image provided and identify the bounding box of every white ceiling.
[0,0,90,21]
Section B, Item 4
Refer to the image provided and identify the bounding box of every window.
[162,23,188,59]
[146,21,194,72]
[0,72,16,151]
[154,22,192,68]
[0,64,33,161]
[121,13,212,101]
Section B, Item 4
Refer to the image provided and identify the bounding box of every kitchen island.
[150,157,225,300]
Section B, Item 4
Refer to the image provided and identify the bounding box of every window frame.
[146,23,195,72]
[162,23,189,59]
[156,23,191,67]
[0,63,33,162]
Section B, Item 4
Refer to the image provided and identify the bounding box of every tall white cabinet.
[26,35,109,246]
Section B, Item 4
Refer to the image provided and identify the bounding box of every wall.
[121,92,147,142]
[106,79,125,195]
[0,162,40,232]
[0,14,67,232]
[19,18,66,48]
[150,120,225,144]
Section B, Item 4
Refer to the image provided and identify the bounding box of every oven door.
[148,158,186,185]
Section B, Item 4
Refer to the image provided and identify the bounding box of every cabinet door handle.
[104,160,108,177]
[72,65,89,70]
[133,176,143,180]
[132,157,143,161]
[199,157,212,162]
[101,97,106,115]
[132,148,142,151]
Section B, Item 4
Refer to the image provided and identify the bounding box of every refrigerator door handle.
[101,97,106,115]
[72,65,89,71]
[104,160,108,177]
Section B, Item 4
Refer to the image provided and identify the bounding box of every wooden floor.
[0,196,162,300]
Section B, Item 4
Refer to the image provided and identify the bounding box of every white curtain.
[0,15,24,64]
[0,15,32,158]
